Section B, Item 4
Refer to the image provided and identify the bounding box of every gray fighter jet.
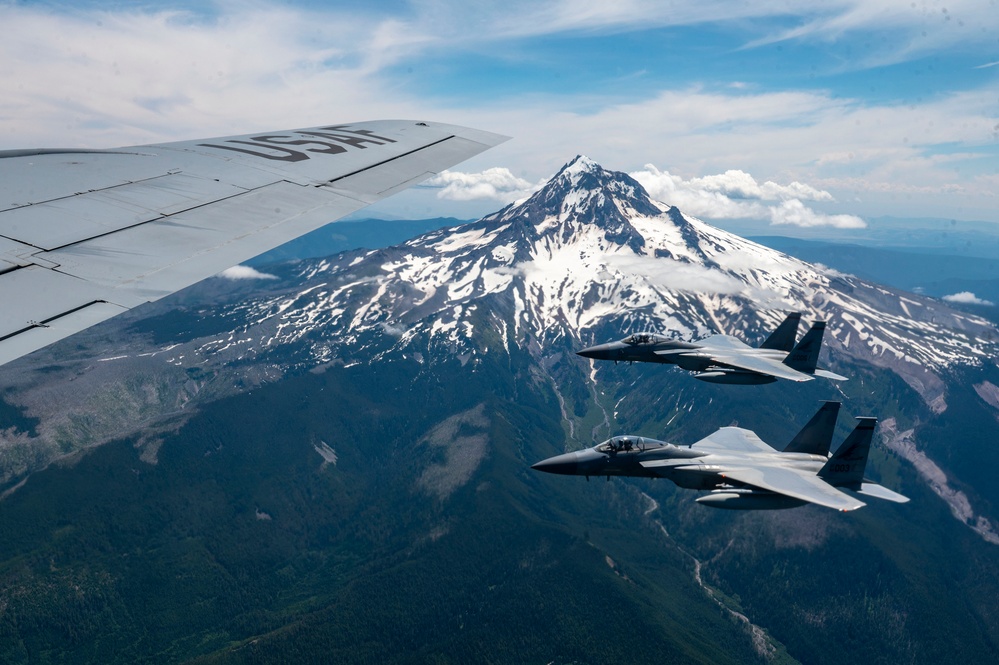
[577,313,847,384]
[531,402,909,511]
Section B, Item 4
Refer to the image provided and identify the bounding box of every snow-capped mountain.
[4,154,999,544]
[5,159,999,665]
[6,153,990,474]
[195,156,994,409]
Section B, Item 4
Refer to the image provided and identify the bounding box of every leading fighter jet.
[577,313,846,384]
[0,120,506,368]
[531,402,909,511]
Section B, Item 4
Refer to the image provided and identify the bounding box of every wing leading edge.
[0,120,508,366]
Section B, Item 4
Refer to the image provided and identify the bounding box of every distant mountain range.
[245,216,470,266]
[0,156,997,663]
[717,214,999,259]
[749,236,999,322]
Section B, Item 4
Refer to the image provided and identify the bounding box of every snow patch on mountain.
[185,155,994,411]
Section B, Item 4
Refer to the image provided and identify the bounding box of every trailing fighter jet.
[576,313,846,384]
[530,402,909,511]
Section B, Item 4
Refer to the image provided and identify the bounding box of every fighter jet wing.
[708,353,813,382]
[694,334,754,351]
[718,465,866,511]
[692,426,779,453]
[0,120,507,366]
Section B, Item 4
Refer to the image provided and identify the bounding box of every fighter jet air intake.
[532,402,909,511]
[577,312,847,384]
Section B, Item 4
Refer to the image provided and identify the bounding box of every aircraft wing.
[695,334,753,352]
[719,465,866,511]
[692,426,778,453]
[707,352,813,382]
[0,120,507,366]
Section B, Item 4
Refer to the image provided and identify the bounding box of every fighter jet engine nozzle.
[693,370,778,385]
[695,490,806,510]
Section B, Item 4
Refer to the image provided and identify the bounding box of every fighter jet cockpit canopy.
[595,436,665,453]
[623,333,668,345]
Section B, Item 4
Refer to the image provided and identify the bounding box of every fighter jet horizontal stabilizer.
[853,483,910,503]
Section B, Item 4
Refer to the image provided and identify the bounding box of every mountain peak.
[545,156,660,213]
[555,154,599,179]
[181,155,998,409]
[482,156,665,253]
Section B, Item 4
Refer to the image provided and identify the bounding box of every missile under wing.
[0,120,507,368]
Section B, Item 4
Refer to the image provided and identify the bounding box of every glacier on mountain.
[198,155,994,412]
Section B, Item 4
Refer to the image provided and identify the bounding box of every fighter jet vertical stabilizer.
[783,401,840,455]
[782,321,826,374]
[818,417,910,504]
[760,312,801,352]
[818,417,877,488]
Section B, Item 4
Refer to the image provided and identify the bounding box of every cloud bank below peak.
[431,161,867,230]
[632,165,866,229]
[943,292,994,307]
[424,168,538,202]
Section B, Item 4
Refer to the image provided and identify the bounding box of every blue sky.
[2,0,998,226]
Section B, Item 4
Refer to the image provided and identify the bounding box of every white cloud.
[769,199,866,229]
[379,321,408,336]
[660,169,832,203]
[630,165,866,229]
[2,2,999,223]
[0,4,427,148]
[219,266,278,280]
[812,263,853,279]
[411,1,999,61]
[601,254,751,296]
[942,292,994,306]
[741,1,999,68]
[425,168,538,201]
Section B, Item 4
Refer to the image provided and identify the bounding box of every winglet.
[760,312,801,352]
[783,401,840,455]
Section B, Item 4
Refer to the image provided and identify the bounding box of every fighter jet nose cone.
[530,454,579,475]
[576,344,610,360]
[576,340,631,361]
